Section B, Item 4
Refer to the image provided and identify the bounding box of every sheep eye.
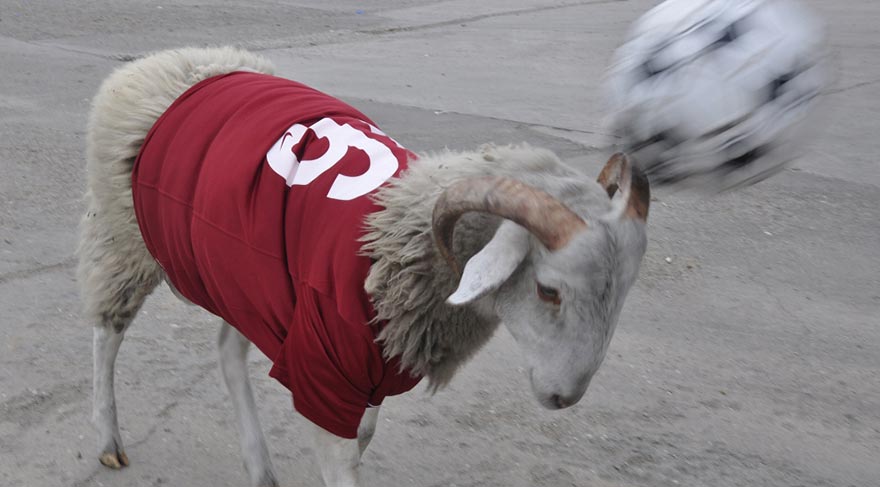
[537,283,561,305]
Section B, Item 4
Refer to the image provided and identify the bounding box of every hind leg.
[88,269,160,468]
[93,325,129,468]
[79,199,163,468]
[89,267,160,468]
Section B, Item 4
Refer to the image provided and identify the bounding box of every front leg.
[311,423,361,487]
[357,407,380,458]
[218,322,278,487]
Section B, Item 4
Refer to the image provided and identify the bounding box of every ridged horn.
[432,176,588,274]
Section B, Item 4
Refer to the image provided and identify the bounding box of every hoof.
[99,450,129,469]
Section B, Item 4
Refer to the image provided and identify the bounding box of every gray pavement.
[1,1,878,486]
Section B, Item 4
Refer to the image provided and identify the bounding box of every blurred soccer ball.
[605,0,830,192]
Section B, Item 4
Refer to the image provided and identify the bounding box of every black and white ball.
[605,0,830,192]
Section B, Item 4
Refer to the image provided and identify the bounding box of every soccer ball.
[605,0,830,192]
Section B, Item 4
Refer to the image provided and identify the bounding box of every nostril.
[551,394,569,409]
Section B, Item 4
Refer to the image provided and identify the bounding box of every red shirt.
[132,72,421,438]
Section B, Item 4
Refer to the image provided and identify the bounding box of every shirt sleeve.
[268,284,384,439]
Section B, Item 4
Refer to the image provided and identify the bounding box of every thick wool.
[77,47,275,326]
[78,45,618,391]
[362,144,615,387]
[79,46,649,486]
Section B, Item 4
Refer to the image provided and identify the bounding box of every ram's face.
[493,220,646,409]
[434,153,649,410]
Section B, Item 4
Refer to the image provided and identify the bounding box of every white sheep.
[78,46,650,487]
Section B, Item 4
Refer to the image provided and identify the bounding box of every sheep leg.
[93,325,130,468]
[218,321,279,487]
[83,239,161,468]
[312,423,361,487]
[357,407,380,458]
[90,274,159,469]
[78,182,164,468]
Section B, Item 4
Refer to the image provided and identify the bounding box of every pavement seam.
[346,95,615,136]
[27,0,628,60]
[357,0,629,35]
[0,256,77,284]
[825,78,880,95]
[14,38,133,62]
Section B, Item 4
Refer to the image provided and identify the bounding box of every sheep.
[77,46,650,487]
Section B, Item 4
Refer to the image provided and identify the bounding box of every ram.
[77,46,650,487]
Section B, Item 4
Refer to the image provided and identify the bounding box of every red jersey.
[132,72,421,438]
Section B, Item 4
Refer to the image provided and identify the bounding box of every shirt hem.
[268,363,360,440]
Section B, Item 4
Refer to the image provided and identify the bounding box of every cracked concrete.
[0,258,77,285]
[355,0,625,34]
[1,1,878,487]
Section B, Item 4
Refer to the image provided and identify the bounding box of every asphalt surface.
[1,1,878,486]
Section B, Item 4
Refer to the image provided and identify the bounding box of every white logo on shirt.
[266,118,401,201]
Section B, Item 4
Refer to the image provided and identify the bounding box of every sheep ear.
[597,152,650,222]
[447,221,529,306]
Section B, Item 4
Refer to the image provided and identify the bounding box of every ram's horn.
[432,176,587,274]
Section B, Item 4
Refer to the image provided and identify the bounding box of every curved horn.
[432,176,587,274]
[597,152,650,221]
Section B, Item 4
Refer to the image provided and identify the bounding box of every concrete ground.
[1,1,877,486]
